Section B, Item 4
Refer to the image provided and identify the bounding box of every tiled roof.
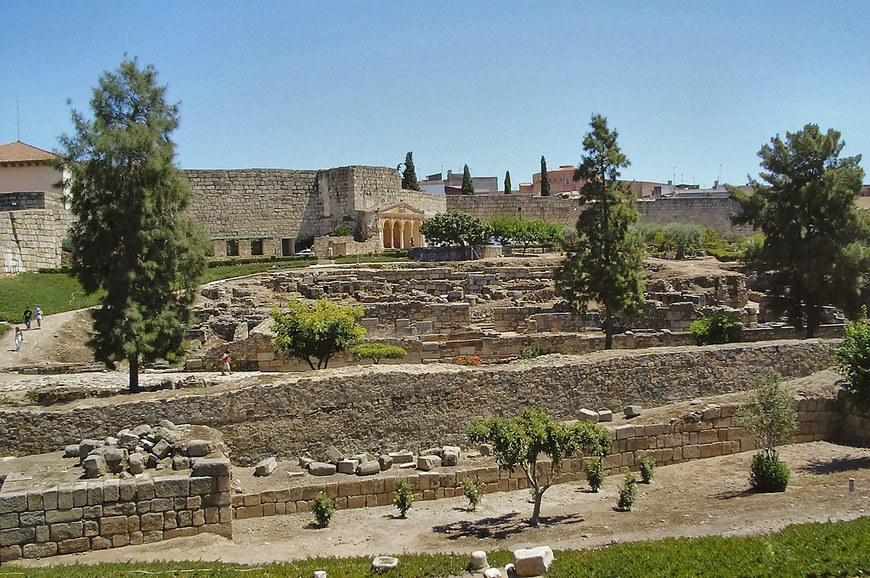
[0,141,58,165]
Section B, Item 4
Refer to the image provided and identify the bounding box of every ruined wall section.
[0,207,72,273]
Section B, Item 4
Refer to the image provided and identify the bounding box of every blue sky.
[2,1,868,188]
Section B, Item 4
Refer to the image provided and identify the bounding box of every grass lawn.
[2,518,867,577]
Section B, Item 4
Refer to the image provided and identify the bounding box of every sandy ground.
[9,440,869,568]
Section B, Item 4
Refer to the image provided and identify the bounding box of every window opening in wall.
[251,239,263,256]
[226,239,239,257]
[282,238,294,256]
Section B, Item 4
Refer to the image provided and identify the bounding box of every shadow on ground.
[801,456,870,475]
[432,512,584,540]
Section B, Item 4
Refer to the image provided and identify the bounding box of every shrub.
[690,311,743,345]
[394,479,414,518]
[737,372,797,461]
[350,342,407,364]
[310,492,334,527]
[617,472,638,511]
[750,453,791,493]
[520,345,543,359]
[584,458,606,492]
[835,306,870,409]
[459,478,483,511]
[637,452,655,483]
[453,355,481,366]
[328,223,354,237]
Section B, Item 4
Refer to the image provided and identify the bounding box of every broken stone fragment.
[578,408,599,421]
[151,439,171,460]
[479,443,493,457]
[389,451,415,464]
[308,462,337,476]
[378,455,393,471]
[131,424,153,437]
[513,546,554,577]
[153,427,181,444]
[356,461,380,476]
[254,457,278,477]
[470,550,489,570]
[441,446,460,467]
[624,405,642,418]
[371,556,399,571]
[597,409,613,422]
[483,568,503,578]
[63,444,80,459]
[117,431,139,449]
[128,453,145,475]
[158,419,177,430]
[172,455,191,470]
[421,447,443,457]
[78,439,103,461]
[417,455,441,471]
[103,447,127,473]
[325,445,344,464]
[82,454,106,478]
[185,439,212,457]
[337,459,359,474]
[298,456,313,469]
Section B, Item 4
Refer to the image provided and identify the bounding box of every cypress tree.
[540,156,550,196]
[504,171,512,194]
[401,151,421,191]
[461,164,475,195]
[60,58,208,392]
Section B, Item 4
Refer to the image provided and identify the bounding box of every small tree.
[271,298,365,370]
[310,492,334,527]
[616,472,638,511]
[350,342,407,364]
[461,164,475,195]
[420,210,489,247]
[540,156,550,196]
[738,372,797,492]
[468,407,611,526]
[504,171,512,194]
[60,58,207,393]
[401,151,421,191]
[835,306,870,409]
[394,478,414,518]
[460,477,483,511]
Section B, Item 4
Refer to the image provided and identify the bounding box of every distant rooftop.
[0,141,58,165]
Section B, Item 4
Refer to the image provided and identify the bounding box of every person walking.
[23,307,32,330]
[221,351,231,375]
[14,326,23,351]
[35,306,43,329]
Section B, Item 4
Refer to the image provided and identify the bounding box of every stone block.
[151,439,172,460]
[90,536,111,550]
[325,445,344,464]
[82,454,106,478]
[337,459,359,474]
[186,440,212,458]
[308,462,337,476]
[597,409,613,422]
[357,461,380,476]
[154,476,189,498]
[513,546,555,577]
[254,457,278,477]
[0,527,35,547]
[389,451,415,464]
[23,541,58,558]
[44,508,82,524]
[191,458,231,478]
[578,408,599,421]
[49,521,83,541]
[417,455,442,471]
[0,492,27,515]
[378,455,393,471]
[624,405,642,418]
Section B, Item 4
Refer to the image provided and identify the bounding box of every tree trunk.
[805,305,819,339]
[530,490,543,526]
[604,310,613,350]
[128,354,139,393]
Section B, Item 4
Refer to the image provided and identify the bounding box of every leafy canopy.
[468,407,611,525]
[487,215,562,253]
[420,210,489,247]
[737,372,797,460]
[835,306,870,409]
[461,164,475,195]
[271,298,365,370]
[554,114,645,349]
[731,124,868,337]
[59,58,207,392]
[401,151,421,191]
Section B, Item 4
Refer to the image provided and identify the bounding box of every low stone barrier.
[0,458,232,563]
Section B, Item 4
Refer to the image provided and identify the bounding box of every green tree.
[504,170,512,194]
[468,407,611,526]
[420,210,489,246]
[835,306,870,409]
[59,58,207,393]
[554,114,645,349]
[401,151,421,191]
[271,298,365,370]
[540,156,550,196]
[461,164,475,195]
[731,124,868,337]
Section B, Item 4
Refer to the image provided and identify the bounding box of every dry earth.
[9,441,869,569]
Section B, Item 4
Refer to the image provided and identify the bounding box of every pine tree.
[504,171,512,194]
[540,156,550,196]
[554,114,645,349]
[461,164,475,195]
[401,151,420,191]
[60,58,207,392]
[731,124,868,337]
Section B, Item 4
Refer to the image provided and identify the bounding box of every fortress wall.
[0,341,834,463]
[0,209,72,273]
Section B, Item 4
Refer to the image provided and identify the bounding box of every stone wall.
[0,341,835,464]
[0,191,46,211]
[447,194,753,235]
[0,458,232,563]
[0,208,72,273]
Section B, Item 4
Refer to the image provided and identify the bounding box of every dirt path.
[11,441,869,568]
[0,309,95,371]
